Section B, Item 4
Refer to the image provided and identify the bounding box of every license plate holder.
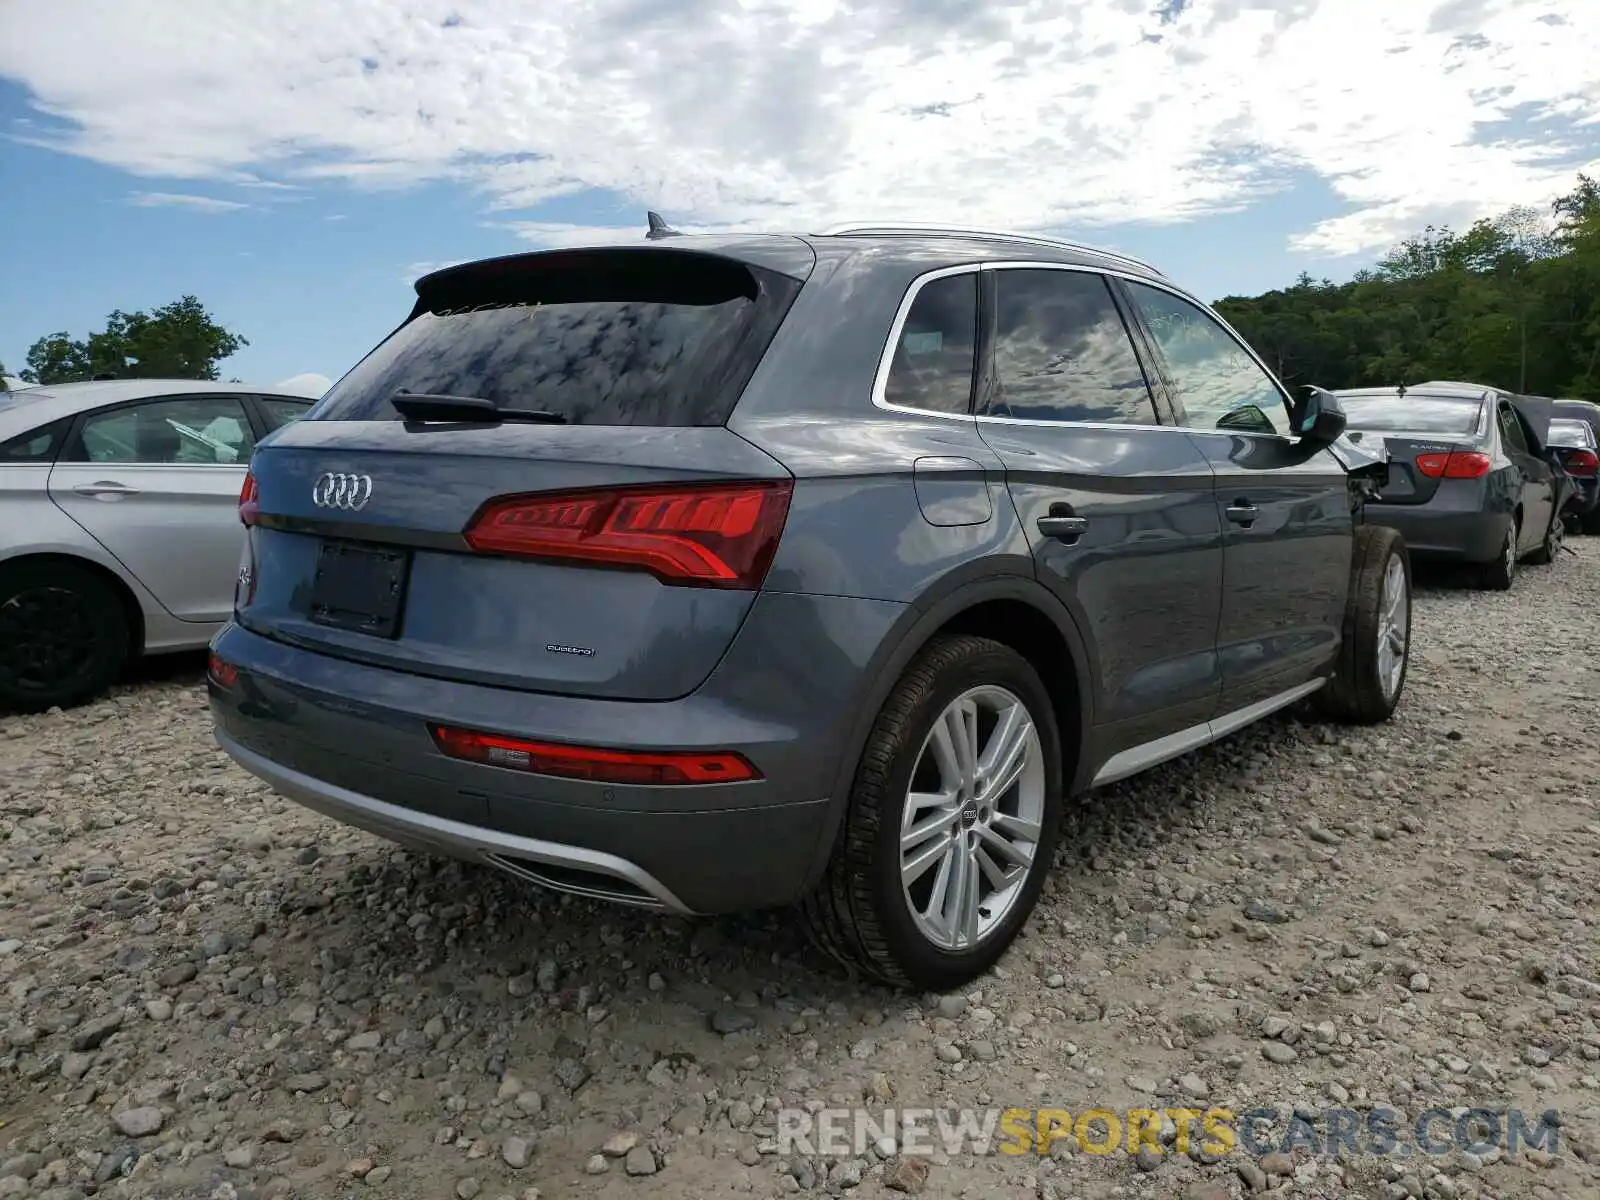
[307,541,410,638]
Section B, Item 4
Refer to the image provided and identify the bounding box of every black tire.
[798,635,1064,991]
[1527,510,1563,565]
[1475,518,1517,591]
[1313,524,1411,725]
[0,560,130,713]
[1583,509,1600,537]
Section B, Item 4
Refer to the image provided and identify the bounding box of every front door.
[1117,279,1351,712]
[48,393,256,623]
[972,265,1224,763]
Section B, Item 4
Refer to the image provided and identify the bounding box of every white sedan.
[0,378,320,711]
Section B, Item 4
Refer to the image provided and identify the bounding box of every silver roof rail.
[816,222,1166,277]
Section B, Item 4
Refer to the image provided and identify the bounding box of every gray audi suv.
[208,222,1410,989]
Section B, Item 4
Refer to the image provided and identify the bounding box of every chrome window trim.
[869,259,1299,442]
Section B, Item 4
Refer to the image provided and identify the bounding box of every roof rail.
[816,222,1166,277]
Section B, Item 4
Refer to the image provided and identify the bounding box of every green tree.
[1216,173,1600,403]
[21,296,247,385]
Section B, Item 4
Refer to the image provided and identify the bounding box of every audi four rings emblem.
[311,472,374,511]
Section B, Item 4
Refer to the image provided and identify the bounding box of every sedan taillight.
[1414,450,1491,479]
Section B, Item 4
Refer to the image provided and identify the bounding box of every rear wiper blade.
[391,392,568,424]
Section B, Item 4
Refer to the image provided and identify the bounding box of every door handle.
[1037,505,1089,543]
[72,481,140,498]
[1224,500,1259,526]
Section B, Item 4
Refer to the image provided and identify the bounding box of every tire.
[1313,524,1411,725]
[0,561,130,713]
[1475,518,1517,591]
[799,635,1064,991]
[1527,510,1564,565]
[1583,509,1600,537]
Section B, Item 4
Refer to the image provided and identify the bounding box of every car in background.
[1552,398,1600,533]
[0,380,315,711]
[207,222,1413,990]
[1333,381,1567,589]
[1547,416,1599,531]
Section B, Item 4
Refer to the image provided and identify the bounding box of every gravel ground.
[3,544,1600,1200]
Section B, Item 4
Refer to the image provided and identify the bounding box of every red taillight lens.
[1567,449,1598,477]
[463,480,793,588]
[1415,451,1490,479]
[239,470,260,526]
[430,724,759,785]
[207,652,238,689]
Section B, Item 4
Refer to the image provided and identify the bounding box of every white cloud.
[2,0,1597,257]
[126,191,249,213]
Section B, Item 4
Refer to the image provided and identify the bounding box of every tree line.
[5,175,1599,401]
[3,296,246,389]
[1215,174,1600,401]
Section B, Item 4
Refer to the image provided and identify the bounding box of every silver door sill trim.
[1090,678,1327,788]
[215,730,696,914]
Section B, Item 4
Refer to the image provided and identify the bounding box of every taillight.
[207,652,238,689]
[463,480,793,589]
[430,724,760,785]
[1566,449,1598,477]
[239,470,260,526]
[1414,451,1491,479]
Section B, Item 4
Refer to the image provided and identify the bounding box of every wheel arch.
[0,551,147,657]
[802,569,1096,890]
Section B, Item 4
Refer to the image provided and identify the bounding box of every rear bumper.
[217,730,701,910]
[208,590,906,914]
[1363,505,1505,562]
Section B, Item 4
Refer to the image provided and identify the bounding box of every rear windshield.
[1549,419,1596,448]
[1338,393,1482,435]
[312,249,802,426]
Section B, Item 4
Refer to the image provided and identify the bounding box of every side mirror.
[1294,386,1348,445]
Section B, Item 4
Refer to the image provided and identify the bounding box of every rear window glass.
[1338,394,1482,435]
[312,249,801,426]
[1549,419,1596,448]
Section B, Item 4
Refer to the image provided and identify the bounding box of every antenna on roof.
[1397,382,1407,398]
[645,211,681,241]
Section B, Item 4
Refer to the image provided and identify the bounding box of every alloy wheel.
[1376,554,1408,702]
[899,685,1046,952]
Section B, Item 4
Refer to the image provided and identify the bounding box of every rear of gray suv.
[210,227,1410,989]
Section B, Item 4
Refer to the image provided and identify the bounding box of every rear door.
[1496,400,1555,551]
[47,393,255,622]
[972,265,1223,762]
[1117,279,1350,712]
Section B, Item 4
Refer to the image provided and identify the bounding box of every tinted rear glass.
[1338,394,1482,435]
[312,249,801,426]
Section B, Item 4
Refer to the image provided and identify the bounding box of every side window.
[883,273,978,415]
[0,417,72,464]
[1497,404,1530,455]
[987,269,1156,424]
[1123,281,1291,435]
[74,396,256,466]
[259,397,313,431]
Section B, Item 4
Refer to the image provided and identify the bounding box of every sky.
[1,0,1598,389]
